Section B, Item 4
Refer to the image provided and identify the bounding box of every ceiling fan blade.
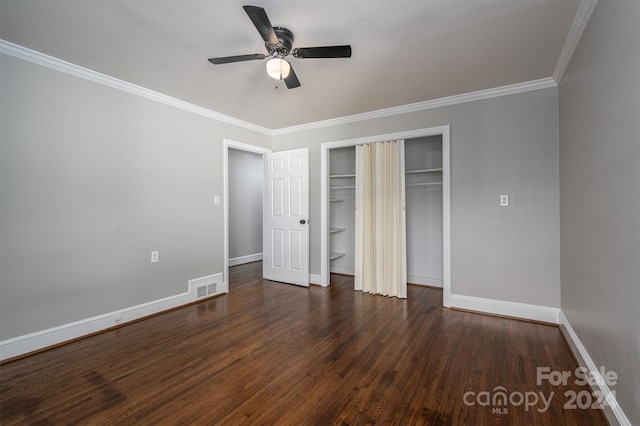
[284,65,301,89]
[243,5,278,45]
[208,54,266,65]
[292,45,352,59]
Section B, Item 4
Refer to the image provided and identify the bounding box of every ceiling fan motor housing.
[269,27,294,57]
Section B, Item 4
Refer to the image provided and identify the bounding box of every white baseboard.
[407,274,443,287]
[228,253,263,266]
[0,273,224,362]
[330,265,354,275]
[309,274,323,286]
[449,293,560,324]
[559,311,631,426]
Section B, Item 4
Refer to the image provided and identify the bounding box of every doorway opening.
[223,139,271,291]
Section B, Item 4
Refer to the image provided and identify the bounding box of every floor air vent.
[197,283,218,298]
[189,273,224,299]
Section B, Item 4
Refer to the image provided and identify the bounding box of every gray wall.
[228,148,263,260]
[274,87,561,307]
[0,54,270,339]
[558,1,640,423]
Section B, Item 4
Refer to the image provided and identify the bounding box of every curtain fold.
[354,140,407,298]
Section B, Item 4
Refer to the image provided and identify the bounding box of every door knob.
[300,219,306,224]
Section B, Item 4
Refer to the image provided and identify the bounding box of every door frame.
[320,125,451,307]
[223,139,271,290]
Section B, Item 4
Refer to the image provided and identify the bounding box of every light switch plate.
[214,195,220,205]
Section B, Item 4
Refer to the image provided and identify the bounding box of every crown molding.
[2,39,560,138]
[271,77,557,136]
[552,0,598,83]
[0,39,272,136]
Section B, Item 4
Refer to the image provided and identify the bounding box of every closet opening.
[328,146,356,276]
[405,136,444,288]
[320,126,451,306]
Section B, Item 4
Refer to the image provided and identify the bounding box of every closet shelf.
[330,228,346,234]
[330,174,356,178]
[330,251,346,260]
[406,182,443,187]
[406,168,443,174]
[330,198,345,203]
[331,185,356,189]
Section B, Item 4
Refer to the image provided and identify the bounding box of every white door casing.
[264,148,309,286]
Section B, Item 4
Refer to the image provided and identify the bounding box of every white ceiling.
[0,0,580,130]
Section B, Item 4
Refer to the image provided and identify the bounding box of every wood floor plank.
[0,262,607,425]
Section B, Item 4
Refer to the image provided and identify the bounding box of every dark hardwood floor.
[1,262,606,425]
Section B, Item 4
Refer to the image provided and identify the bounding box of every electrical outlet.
[114,313,122,322]
[500,195,509,207]
[151,251,159,263]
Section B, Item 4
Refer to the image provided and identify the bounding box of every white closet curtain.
[354,140,407,299]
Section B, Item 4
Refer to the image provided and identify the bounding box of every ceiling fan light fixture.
[266,57,290,80]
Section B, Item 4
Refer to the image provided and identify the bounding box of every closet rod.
[405,168,443,174]
[406,182,442,187]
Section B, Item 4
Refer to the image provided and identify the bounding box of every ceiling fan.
[208,5,352,89]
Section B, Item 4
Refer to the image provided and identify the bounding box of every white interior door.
[264,148,309,286]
